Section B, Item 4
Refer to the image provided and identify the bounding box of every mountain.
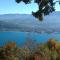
[0,11,60,33]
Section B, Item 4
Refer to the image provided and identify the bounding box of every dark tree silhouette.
[15,0,60,20]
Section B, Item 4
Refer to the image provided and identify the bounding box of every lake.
[0,31,60,46]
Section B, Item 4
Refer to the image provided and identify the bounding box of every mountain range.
[0,11,60,33]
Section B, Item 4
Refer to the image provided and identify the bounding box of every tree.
[15,0,60,21]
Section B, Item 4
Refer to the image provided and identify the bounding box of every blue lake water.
[0,31,60,46]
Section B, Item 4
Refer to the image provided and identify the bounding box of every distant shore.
[0,30,60,34]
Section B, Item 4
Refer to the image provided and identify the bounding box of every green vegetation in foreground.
[0,38,60,60]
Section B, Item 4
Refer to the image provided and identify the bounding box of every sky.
[0,0,60,14]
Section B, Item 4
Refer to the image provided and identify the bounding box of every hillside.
[0,12,60,33]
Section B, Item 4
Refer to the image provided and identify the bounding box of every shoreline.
[0,30,59,34]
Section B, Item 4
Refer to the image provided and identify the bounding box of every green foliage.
[0,42,20,60]
[0,39,60,60]
[16,0,31,4]
[15,0,60,21]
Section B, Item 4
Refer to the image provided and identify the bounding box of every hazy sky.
[0,0,60,14]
